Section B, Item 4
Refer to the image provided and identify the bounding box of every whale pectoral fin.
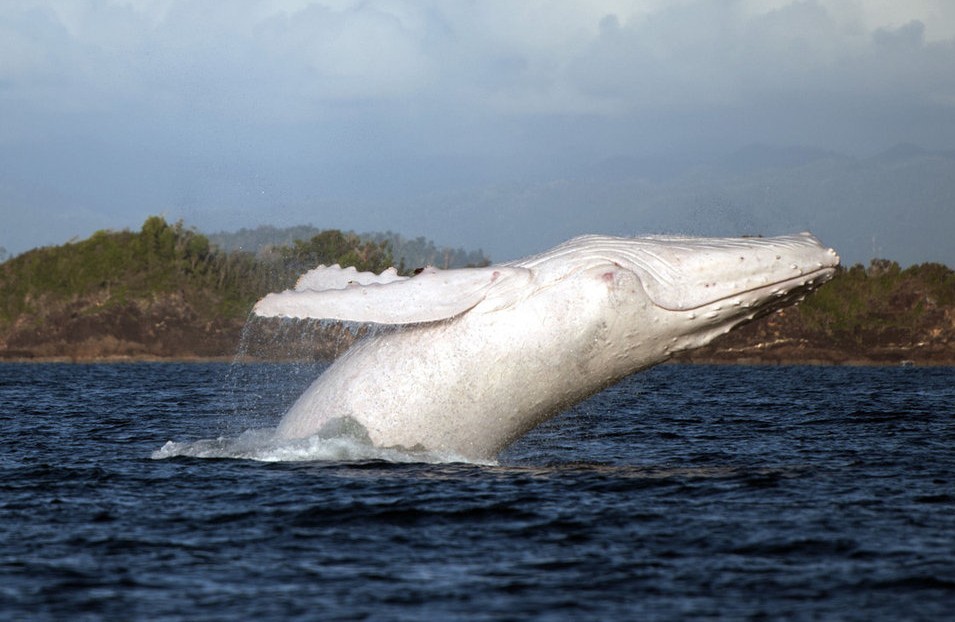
[253,265,533,324]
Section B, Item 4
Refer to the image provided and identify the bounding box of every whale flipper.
[253,264,533,324]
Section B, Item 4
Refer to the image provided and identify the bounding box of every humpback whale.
[254,233,839,461]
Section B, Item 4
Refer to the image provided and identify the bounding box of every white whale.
[253,233,839,462]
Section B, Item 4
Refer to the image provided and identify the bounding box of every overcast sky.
[2,0,954,260]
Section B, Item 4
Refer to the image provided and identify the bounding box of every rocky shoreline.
[1,288,952,366]
[2,321,951,366]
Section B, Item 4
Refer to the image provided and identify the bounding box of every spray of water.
[149,314,483,464]
[150,428,485,464]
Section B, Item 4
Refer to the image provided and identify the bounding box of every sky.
[2,0,954,262]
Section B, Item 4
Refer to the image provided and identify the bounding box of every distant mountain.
[208,225,490,270]
[423,143,955,267]
[207,225,329,254]
[865,142,955,163]
[710,144,847,175]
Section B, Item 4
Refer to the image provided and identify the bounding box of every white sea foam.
[150,428,487,465]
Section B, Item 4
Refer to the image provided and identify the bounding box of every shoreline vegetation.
[1,217,952,366]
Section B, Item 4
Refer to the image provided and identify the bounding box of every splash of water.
[151,314,456,463]
[150,427,487,464]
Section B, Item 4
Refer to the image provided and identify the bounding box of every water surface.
[1,363,953,620]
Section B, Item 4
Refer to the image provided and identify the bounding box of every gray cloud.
[1,1,953,259]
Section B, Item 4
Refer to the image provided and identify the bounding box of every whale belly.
[276,271,630,460]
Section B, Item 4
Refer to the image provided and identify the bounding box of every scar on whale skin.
[253,233,840,462]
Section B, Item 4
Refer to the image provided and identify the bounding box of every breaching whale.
[254,233,839,461]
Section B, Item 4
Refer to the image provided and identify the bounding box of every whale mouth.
[641,264,838,312]
[684,265,838,313]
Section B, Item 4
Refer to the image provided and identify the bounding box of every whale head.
[517,232,840,360]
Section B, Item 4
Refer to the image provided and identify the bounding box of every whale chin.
[257,232,839,462]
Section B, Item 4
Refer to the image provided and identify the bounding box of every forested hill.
[0,217,471,360]
[0,216,953,363]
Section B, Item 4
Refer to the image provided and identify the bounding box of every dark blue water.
[2,362,954,620]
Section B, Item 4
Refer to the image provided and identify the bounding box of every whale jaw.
[661,263,838,358]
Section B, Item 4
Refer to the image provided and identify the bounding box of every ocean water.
[1,361,954,621]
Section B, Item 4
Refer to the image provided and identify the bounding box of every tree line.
[790,258,953,349]
[0,216,418,328]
